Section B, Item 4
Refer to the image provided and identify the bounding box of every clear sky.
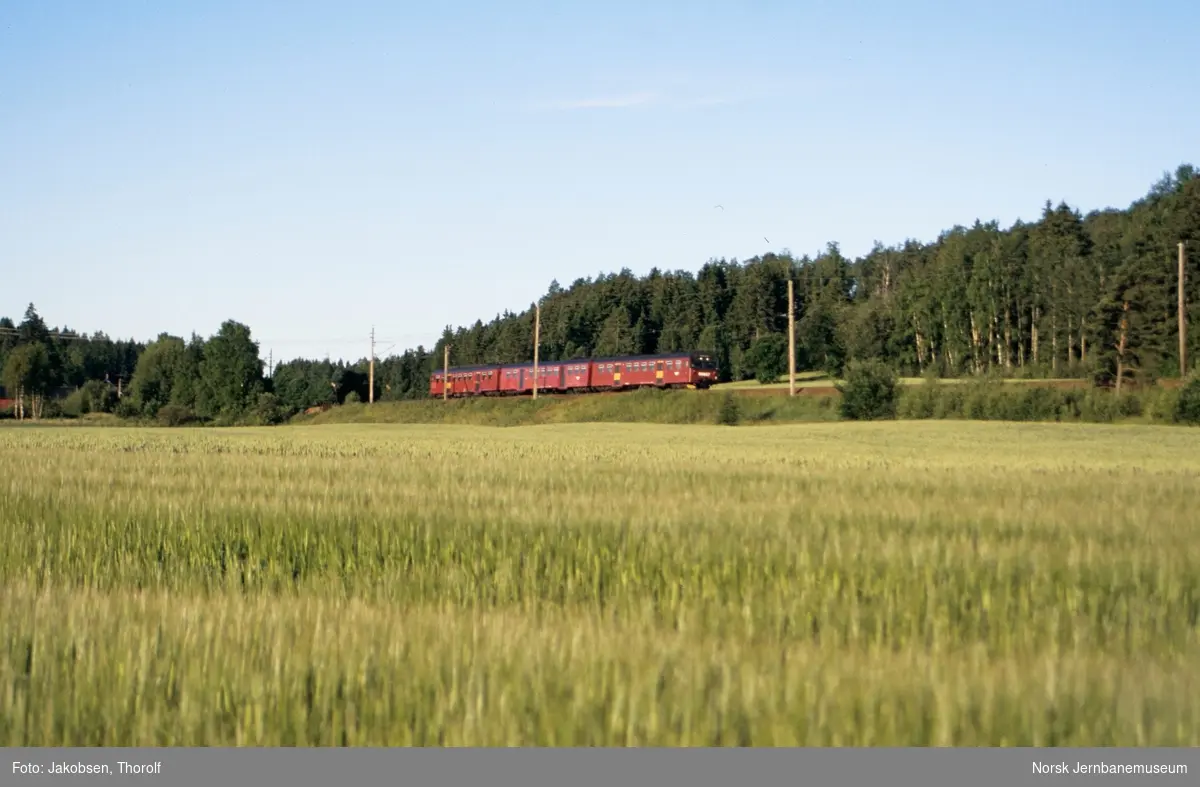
[2,1,1196,364]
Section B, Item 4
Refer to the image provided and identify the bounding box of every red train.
[429,351,719,398]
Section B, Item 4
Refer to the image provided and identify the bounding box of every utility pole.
[369,326,375,404]
[532,302,540,400]
[1180,242,1188,379]
[443,344,450,401]
[788,278,796,397]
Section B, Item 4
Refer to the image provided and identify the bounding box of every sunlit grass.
[2,422,1198,745]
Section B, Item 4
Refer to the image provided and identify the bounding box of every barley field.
[2,421,1199,746]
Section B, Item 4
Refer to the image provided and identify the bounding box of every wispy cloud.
[554,91,660,110]
[535,75,800,113]
[674,95,738,109]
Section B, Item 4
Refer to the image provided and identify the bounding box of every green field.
[2,421,1199,745]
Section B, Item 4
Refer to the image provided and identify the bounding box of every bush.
[838,360,899,421]
[1174,374,1200,425]
[253,393,288,425]
[716,392,741,426]
[746,333,787,385]
[157,404,196,427]
[60,389,86,418]
[81,379,118,414]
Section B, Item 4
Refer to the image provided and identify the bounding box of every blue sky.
[2,1,1196,364]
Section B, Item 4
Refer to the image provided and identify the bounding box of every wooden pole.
[532,303,540,400]
[1180,242,1188,379]
[443,344,450,401]
[368,326,375,404]
[788,278,796,397]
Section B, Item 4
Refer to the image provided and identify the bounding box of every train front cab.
[689,352,718,388]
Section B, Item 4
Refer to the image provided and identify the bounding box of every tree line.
[2,162,1198,423]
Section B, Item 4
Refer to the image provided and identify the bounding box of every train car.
[686,351,719,387]
[561,359,592,392]
[430,364,502,398]
[429,350,720,399]
[498,361,571,395]
[589,352,715,390]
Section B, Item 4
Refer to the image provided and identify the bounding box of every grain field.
[1,421,1198,745]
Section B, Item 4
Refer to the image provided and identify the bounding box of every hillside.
[331,164,1200,405]
[4,163,1199,425]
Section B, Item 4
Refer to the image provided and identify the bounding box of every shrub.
[60,389,86,418]
[157,404,196,427]
[746,334,787,385]
[838,360,899,421]
[81,379,118,414]
[1174,374,1200,425]
[716,392,741,426]
[253,393,288,425]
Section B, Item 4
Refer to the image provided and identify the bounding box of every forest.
[2,163,1198,423]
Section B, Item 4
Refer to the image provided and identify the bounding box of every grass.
[713,373,1088,390]
[2,421,1200,745]
[301,383,1184,428]
[298,387,840,427]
